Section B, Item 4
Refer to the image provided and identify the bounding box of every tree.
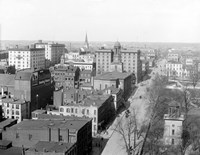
[113,107,145,155]
[6,65,16,74]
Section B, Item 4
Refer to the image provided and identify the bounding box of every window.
[7,110,9,114]
[71,108,74,113]
[75,108,78,113]
[94,125,96,130]
[29,134,32,140]
[172,129,175,135]
[7,103,9,107]
[59,135,63,141]
[66,108,70,113]
[12,104,14,108]
[87,109,89,115]
[94,110,96,115]
[172,139,174,145]
[16,133,19,139]
[94,117,96,123]
[59,108,64,112]
[12,110,14,115]
[16,111,19,115]
[82,109,85,115]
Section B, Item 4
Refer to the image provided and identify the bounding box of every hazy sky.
[0,0,200,42]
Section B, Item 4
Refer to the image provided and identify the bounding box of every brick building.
[53,65,80,90]
[3,118,92,155]
[49,92,115,136]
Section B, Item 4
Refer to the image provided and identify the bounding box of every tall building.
[34,40,66,65]
[14,68,53,115]
[96,41,142,83]
[85,33,89,49]
[8,46,45,70]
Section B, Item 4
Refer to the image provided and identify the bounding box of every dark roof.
[0,140,12,146]
[0,119,17,129]
[27,141,74,153]
[0,74,15,86]
[9,119,90,131]
[94,71,132,80]
[0,147,23,155]
[38,114,92,121]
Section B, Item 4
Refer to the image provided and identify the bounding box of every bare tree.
[190,65,199,89]
[113,107,145,155]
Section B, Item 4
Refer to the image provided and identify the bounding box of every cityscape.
[0,0,200,155]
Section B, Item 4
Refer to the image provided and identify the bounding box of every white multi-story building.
[8,46,45,70]
[0,98,30,123]
[163,101,184,145]
[35,40,65,65]
[166,61,183,77]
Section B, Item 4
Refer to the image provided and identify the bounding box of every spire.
[85,33,89,49]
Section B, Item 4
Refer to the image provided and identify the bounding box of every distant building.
[141,60,149,74]
[167,50,179,62]
[25,141,77,155]
[79,69,95,90]
[94,71,133,100]
[163,101,184,145]
[49,92,115,136]
[34,40,66,66]
[3,118,92,155]
[96,41,142,83]
[166,61,183,78]
[8,46,45,70]
[53,65,80,90]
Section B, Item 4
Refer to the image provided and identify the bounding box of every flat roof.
[2,98,27,104]
[0,147,23,155]
[94,71,132,80]
[9,119,90,131]
[27,141,74,153]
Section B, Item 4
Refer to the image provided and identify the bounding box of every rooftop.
[0,119,17,129]
[94,71,132,80]
[27,141,74,153]
[9,119,90,130]
[167,60,182,64]
[0,74,15,86]
[121,49,139,53]
[2,98,27,104]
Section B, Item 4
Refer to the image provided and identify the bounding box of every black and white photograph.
[0,0,200,155]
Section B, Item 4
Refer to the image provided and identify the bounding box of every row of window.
[59,107,97,115]
[6,104,19,109]
[7,109,20,115]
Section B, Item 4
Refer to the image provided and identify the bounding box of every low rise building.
[3,118,92,155]
[94,71,133,100]
[1,98,30,122]
[163,101,184,145]
[167,50,179,62]
[49,93,115,136]
[165,61,183,78]
[25,141,76,155]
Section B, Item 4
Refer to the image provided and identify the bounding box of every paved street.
[101,60,163,155]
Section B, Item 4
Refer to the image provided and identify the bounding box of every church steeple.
[85,33,89,49]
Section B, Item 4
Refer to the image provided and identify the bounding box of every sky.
[0,0,200,42]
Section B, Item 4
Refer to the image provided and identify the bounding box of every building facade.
[1,98,30,122]
[8,46,45,70]
[53,65,80,90]
[14,68,53,115]
[50,93,115,136]
[35,40,66,65]
[163,101,184,145]
[95,42,142,83]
